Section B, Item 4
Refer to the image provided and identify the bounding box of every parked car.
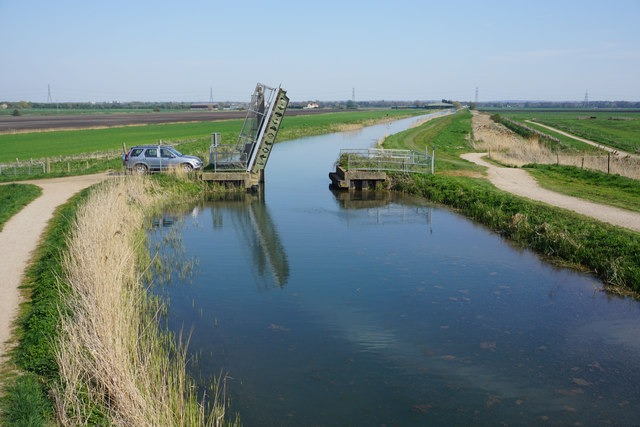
[122,145,203,175]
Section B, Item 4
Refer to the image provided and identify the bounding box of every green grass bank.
[383,110,640,291]
[0,184,42,231]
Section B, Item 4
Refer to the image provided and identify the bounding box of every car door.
[144,148,161,171]
[160,147,178,171]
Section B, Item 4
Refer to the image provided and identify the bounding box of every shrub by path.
[0,173,110,361]
[461,152,640,232]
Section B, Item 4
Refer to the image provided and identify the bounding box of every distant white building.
[303,103,319,109]
[0,103,7,110]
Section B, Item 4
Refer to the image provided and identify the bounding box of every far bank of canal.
[149,115,640,425]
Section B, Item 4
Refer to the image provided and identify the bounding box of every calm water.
[149,115,640,425]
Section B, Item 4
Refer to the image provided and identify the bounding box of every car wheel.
[182,163,193,173]
[135,164,148,175]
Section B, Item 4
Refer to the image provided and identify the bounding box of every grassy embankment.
[0,184,41,231]
[381,109,640,291]
[0,109,422,181]
[1,175,240,426]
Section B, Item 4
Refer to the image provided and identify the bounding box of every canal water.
[149,115,640,425]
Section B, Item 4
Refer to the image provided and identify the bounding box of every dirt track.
[0,109,344,133]
[461,152,640,232]
[0,173,110,359]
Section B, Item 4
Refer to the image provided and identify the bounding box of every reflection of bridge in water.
[208,194,289,289]
[332,189,433,232]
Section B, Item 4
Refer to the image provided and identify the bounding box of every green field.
[496,111,640,154]
[0,184,41,231]
[0,110,421,163]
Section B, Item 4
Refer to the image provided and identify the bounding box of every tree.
[453,101,461,110]
[469,102,477,110]
[12,109,20,116]
[346,100,357,109]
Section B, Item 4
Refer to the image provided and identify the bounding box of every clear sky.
[1,0,639,102]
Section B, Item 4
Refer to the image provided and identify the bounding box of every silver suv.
[123,145,203,175]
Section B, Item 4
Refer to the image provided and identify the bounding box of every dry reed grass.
[54,176,232,426]
[472,112,640,180]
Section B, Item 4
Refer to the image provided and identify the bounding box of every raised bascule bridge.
[202,83,289,191]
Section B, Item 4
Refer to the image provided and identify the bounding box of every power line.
[475,87,479,104]
[209,87,213,103]
[47,84,52,103]
[352,87,355,102]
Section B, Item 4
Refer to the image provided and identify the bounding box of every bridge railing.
[209,144,249,171]
[339,148,434,174]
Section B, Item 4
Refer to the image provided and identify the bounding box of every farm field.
[0,108,353,132]
[0,109,421,163]
[494,110,640,154]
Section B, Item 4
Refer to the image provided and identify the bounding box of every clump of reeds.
[54,176,234,426]
[472,112,640,180]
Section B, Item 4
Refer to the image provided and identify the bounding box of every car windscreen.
[160,148,176,158]
[166,147,182,157]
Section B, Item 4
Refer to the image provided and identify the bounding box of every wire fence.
[339,148,434,174]
[0,161,45,176]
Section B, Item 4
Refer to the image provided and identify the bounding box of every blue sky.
[1,0,639,102]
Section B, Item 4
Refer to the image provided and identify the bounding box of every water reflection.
[332,189,433,232]
[208,194,289,289]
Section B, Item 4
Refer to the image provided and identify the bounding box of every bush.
[12,109,20,116]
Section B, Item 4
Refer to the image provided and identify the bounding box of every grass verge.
[0,184,42,231]
[383,110,640,292]
[524,164,640,213]
[1,176,239,426]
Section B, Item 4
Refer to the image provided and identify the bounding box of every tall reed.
[54,176,235,426]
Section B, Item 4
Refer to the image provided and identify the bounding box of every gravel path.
[461,152,640,232]
[0,173,110,359]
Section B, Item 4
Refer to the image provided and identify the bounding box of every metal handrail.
[339,147,435,174]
